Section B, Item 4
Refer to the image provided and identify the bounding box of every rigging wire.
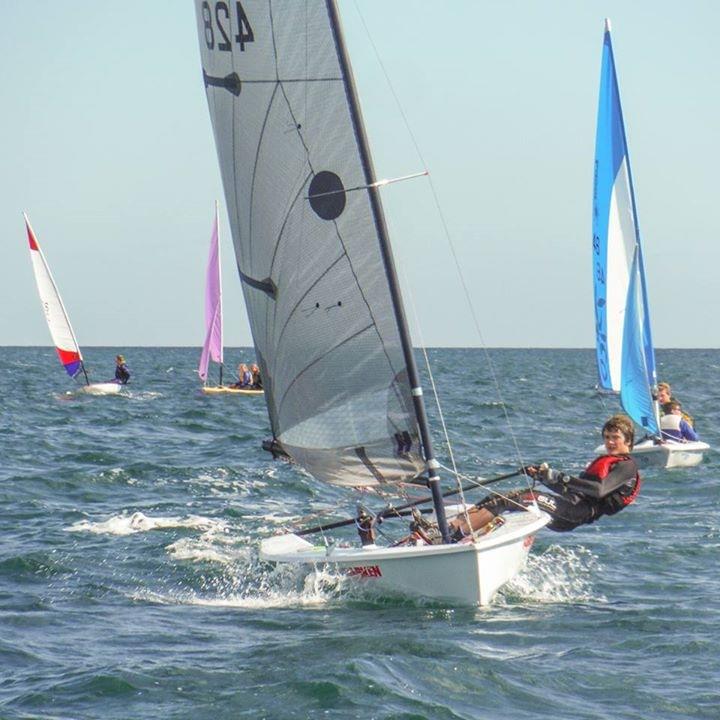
[395,259,474,531]
[351,1,537,512]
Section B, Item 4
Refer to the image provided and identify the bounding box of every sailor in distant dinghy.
[657,382,695,428]
[660,401,698,442]
[230,363,253,389]
[113,355,131,385]
[449,415,640,539]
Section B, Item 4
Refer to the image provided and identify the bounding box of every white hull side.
[76,382,122,396]
[593,440,709,469]
[260,511,549,606]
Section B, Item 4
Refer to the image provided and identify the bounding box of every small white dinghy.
[24,214,123,396]
[75,382,121,396]
[193,0,548,606]
[590,20,709,468]
[595,437,709,469]
[261,510,548,606]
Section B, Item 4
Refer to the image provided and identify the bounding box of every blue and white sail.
[592,19,658,431]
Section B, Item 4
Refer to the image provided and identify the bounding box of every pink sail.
[198,203,223,382]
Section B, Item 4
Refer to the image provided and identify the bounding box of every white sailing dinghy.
[198,202,263,396]
[193,0,548,605]
[591,20,708,469]
[24,214,120,396]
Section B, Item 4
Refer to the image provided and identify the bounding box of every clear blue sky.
[2,1,719,348]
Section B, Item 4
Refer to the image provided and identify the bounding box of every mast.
[326,0,450,542]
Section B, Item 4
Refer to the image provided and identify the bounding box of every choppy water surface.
[1,347,718,719]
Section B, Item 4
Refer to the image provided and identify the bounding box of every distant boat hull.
[594,439,709,469]
[75,382,122,396]
[260,511,549,606]
[201,385,264,396]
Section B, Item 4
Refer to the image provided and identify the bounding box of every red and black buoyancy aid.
[582,453,641,515]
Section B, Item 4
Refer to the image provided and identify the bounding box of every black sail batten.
[325,0,451,542]
[237,266,277,298]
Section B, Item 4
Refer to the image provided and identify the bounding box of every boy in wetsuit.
[114,355,130,384]
[449,414,641,539]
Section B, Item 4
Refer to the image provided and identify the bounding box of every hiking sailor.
[448,414,641,539]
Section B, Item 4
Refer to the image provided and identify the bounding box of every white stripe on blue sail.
[620,247,659,435]
[593,19,642,392]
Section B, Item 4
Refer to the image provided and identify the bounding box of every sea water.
[1,347,718,719]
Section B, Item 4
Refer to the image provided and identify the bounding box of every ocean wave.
[65,511,227,536]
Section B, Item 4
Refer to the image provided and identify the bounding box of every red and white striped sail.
[24,214,84,378]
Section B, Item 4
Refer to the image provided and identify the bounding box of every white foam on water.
[165,538,244,564]
[65,511,227,536]
[165,525,250,564]
[124,390,162,401]
[504,544,605,604]
[130,564,346,609]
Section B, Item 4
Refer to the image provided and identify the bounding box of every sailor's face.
[657,387,671,403]
[603,429,630,455]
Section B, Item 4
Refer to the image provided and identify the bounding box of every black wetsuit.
[115,363,130,385]
[478,454,641,532]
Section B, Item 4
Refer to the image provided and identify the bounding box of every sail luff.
[324,0,450,541]
[24,213,87,382]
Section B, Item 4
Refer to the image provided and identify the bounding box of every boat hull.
[594,439,709,469]
[260,511,549,606]
[76,382,122,396]
[201,386,263,396]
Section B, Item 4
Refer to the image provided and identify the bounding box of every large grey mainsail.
[194,0,426,487]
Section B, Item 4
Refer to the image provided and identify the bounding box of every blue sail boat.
[592,19,708,468]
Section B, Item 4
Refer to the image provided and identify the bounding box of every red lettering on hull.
[346,565,382,578]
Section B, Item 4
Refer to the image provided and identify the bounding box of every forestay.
[24,214,84,379]
[194,1,424,486]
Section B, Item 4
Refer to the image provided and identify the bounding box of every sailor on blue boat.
[657,381,695,428]
[449,415,641,539]
[660,401,698,442]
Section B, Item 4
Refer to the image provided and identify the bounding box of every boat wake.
[65,511,227,536]
[132,561,347,610]
[503,544,605,604]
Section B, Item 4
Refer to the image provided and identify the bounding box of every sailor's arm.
[539,460,637,499]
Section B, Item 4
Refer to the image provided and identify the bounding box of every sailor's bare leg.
[450,506,496,537]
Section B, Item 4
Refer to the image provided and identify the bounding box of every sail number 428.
[202,1,254,51]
